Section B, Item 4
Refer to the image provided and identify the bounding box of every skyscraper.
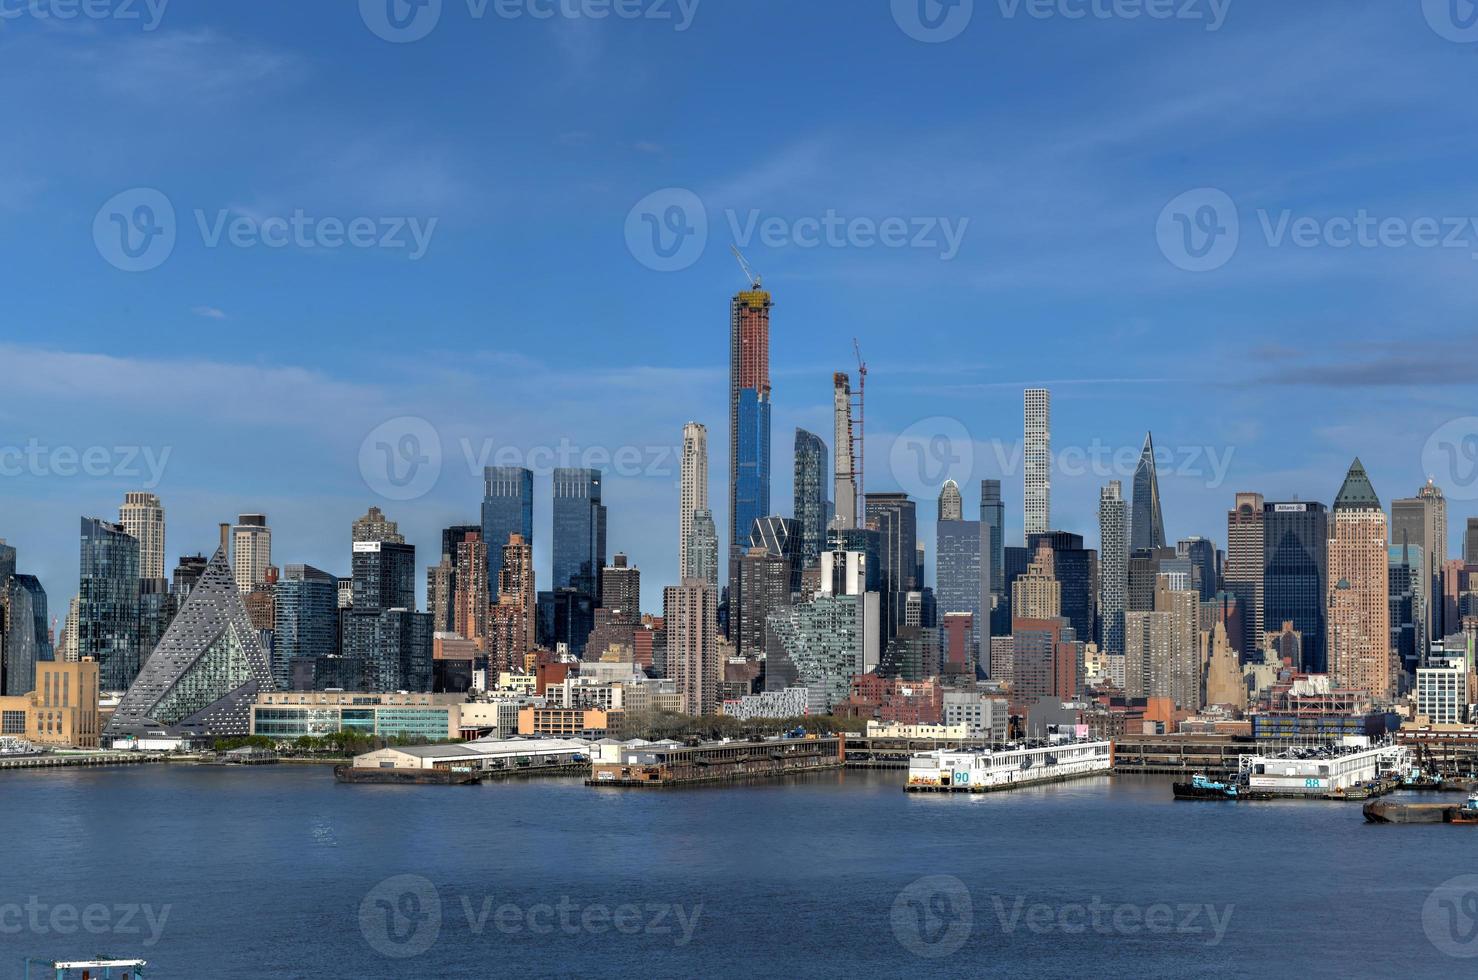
[833,373,857,530]
[600,553,641,621]
[865,492,918,643]
[453,531,488,646]
[489,534,535,673]
[231,514,271,595]
[1263,500,1327,673]
[273,564,338,688]
[1391,479,1447,645]
[1466,518,1478,565]
[936,510,982,671]
[1027,531,1095,647]
[352,505,404,544]
[1098,481,1129,656]
[1130,433,1166,552]
[481,466,534,598]
[1176,536,1218,601]
[1327,459,1392,699]
[793,428,828,570]
[78,517,140,691]
[665,579,719,716]
[688,509,719,589]
[680,422,709,581]
[352,539,416,612]
[552,468,607,598]
[750,516,802,595]
[1224,492,1265,656]
[1023,388,1050,535]
[730,285,773,570]
[119,492,165,581]
[733,548,791,659]
[981,478,1004,599]
[938,480,963,522]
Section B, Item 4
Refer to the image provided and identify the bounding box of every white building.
[231,513,272,594]
[1023,388,1051,535]
[679,422,708,581]
[942,691,1008,742]
[1417,659,1468,725]
[119,492,166,581]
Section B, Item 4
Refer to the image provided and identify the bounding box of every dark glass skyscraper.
[1131,433,1166,552]
[937,517,982,670]
[1027,530,1096,646]
[481,466,534,598]
[865,492,918,643]
[793,429,828,571]
[980,480,1004,601]
[1263,500,1328,672]
[351,541,416,611]
[274,564,339,688]
[751,516,802,595]
[79,517,140,691]
[552,468,607,598]
[1176,536,1218,601]
[729,286,772,574]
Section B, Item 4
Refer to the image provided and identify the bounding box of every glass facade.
[865,493,918,644]
[936,519,982,668]
[253,703,451,740]
[765,593,865,714]
[1263,502,1328,673]
[793,429,828,572]
[552,468,606,597]
[351,541,416,612]
[79,517,141,691]
[731,390,771,564]
[481,467,533,596]
[274,565,339,688]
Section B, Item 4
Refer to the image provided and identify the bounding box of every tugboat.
[1173,773,1240,801]
[1450,792,1478,825]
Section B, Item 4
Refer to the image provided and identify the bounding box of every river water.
[2,765,1474,977]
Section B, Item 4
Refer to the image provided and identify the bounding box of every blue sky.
[4,0,1478,615]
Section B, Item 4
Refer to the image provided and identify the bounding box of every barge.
[904,740,1113,793]
[588,735,844,787]
[334,764,480,785]
[1364,792,1478,825]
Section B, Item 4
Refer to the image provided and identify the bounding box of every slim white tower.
[680,422,709,580]
[119,492,166,581]
[1024,388,1051,535]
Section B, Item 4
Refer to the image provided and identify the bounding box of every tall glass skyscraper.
[980,480,1004,602]
[273,564,339,688]
[865,492,917,643]
[1098,481,1128,655]
[729,286,772,573]
[1131,433,1166,552]
[552,468,606,597]
[78,517,141,691]
[937,516,982,671]
[481,466,534,598]
[793,429,828,571]
[1263,500,1327,672]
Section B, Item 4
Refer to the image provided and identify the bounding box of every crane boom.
[730,244,762,289]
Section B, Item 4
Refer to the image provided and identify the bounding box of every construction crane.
[730,244,762,289]
[852,338,867,508]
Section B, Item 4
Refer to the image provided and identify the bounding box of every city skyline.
[3,3,1478,620]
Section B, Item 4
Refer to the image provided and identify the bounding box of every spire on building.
[1333,457,1381,510]
[1131,432,1166,551]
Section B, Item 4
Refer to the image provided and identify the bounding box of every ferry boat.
[23,957,146,979]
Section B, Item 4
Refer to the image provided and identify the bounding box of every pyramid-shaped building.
[104,546,275,738]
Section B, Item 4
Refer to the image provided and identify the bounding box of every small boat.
[1173,773,1239,801]
[1451,792,1478,825]
[23,957,146,979]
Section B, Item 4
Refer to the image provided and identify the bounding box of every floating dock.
[904,740,1113,793]
[1237,741,1411,800]
[588,736,844,787]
